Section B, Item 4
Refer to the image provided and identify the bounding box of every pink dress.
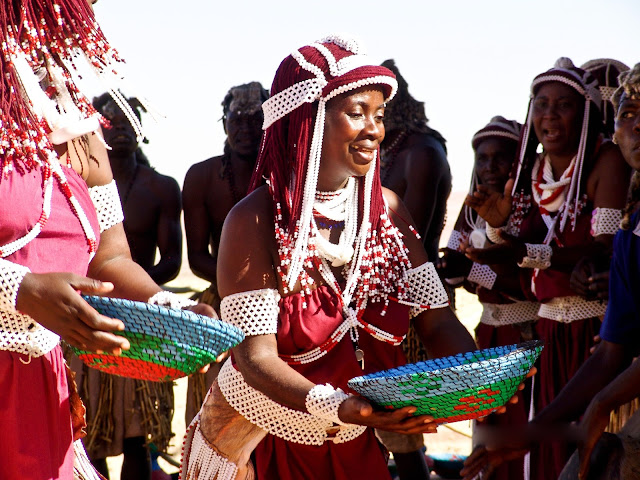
[254,285,410,480]
[0,165,99,479]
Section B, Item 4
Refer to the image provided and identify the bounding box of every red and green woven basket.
[70,295,245,382]
[348,340,543,424]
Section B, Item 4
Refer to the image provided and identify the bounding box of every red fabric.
[0,346,75,479]
[254,285,410,479]
[0,165,99,478]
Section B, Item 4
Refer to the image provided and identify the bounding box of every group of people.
[2,2,640,480]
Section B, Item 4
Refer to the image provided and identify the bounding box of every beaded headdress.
[581,58,630,136]
[0,0,143,176]
[612,62,640,112]
[512,57,603,234]
[251,35,408,313]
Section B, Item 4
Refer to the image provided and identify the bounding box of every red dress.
[254,285,411,480]
[0,165,99,479]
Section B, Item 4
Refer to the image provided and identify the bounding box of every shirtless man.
[93,93,182,285]
[182,81,269,424]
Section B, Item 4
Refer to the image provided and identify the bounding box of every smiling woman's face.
[318,86,386,191]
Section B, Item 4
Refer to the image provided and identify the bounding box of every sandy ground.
[107,193,480,478]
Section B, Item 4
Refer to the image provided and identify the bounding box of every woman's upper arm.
[383,187,429,266]
[216,192,279,297]
[591,145,631,210]
[84,129,115,187]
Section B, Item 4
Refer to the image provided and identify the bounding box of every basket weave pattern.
[70,296,245,381]
[348,341,543,424]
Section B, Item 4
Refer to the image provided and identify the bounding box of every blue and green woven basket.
[348,340,543,424]
[70,295,245,382]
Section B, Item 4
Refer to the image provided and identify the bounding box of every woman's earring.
[612,133,618,144]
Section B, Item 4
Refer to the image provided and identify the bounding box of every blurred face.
[532,82,584,157]
[474,137,516,192]
[615,93,640,171]
[100,100,138,156]
[225,109,263,157]
[319,87,386,190]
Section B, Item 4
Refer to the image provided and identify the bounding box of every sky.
[91,0,639,194]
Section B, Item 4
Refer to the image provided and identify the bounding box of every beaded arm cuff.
[591,207,622,236]
[517,244,552,269]
[89,180,124,233]
[220,289,280,336]
[406,262,450,318]
[148,290,198,310]
[446,230,463,251]
[305,384,350,426]
[0,259,31,311]
[485,224,505,244]
[467,263,497,290]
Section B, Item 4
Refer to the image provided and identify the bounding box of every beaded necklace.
[380,130,407,184]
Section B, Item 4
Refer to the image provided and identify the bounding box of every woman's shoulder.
[224,185,274,234]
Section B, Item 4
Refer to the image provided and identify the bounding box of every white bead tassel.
[512,97,534,197]
[286,99,326,290]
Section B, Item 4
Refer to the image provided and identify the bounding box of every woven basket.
[347,340,543,424]
[70,296,245,382]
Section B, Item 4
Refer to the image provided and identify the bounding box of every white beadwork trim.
[73,439,103,480]
[467,263,497,290]
[446,230,463,250]
[217,359,366,445]
[538,295,608,323]
[181,420,239,480]
[220,289,280,336]
[479,301,540,326]
[403,262,450,318]
[517,244,552,270]
[485,224,505,244]
[148,291,199,310]
[538,296,607,323]
[89,180,124,233]
[0,259,30,310]
[305,384,349,425]
[590,207,622,236]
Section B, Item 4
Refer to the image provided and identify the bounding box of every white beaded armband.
[148,291,198,310]
[485,224,505,244]
[467,263,497,290]
[517,244,552,269]
[89,180,124,233]
[305,384,350,425]
[591,208,622,236]
[220,288,280,336]
[446,230,463,251]
[405,262,450,318]
[0,259,31,311]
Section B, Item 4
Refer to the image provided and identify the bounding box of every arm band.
[0,259,31,311]
[305,383,350,425]
[517,244,552,269]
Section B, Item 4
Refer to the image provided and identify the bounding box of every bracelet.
[467,263,497,290]
[0,259,31,310]
[517,244,552,269]
[148,290,198,310]
[485,224,505,244]
[305,384,350,425]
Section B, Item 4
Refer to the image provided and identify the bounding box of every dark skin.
[217,87,478,436]
[101,101,182,285]
[461,85,631,480]
[182,110,261,290]
[382,129,451,261]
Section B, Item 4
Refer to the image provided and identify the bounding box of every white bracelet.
[305,384,350,425]
[517,244,552,269]
[467,263,497,290]
[485,224,505,244]
[148,290,198,310]
[0,259,31,311]
[89,180,124,233]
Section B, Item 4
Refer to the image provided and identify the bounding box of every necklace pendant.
[355,347,364,370]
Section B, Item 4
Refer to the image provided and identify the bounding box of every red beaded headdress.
[251,35,414,313]
[0,0,142,175]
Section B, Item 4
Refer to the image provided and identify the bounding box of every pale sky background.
[92,0,639,194]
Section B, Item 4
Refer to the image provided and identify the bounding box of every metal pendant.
[355,347,364,370]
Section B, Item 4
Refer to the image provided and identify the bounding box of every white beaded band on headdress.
[512,58,601,241]
[262,35,398,291]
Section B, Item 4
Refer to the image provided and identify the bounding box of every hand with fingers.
[464,230,526,267]
[465,178,514,228]
[436,247,473,280]
[338,396,439,435]
[570,256,610,302]
[576,399,611,480]
[15,272,130,354]
[460,443,530,480]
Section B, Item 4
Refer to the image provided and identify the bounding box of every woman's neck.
[546,151,576,179]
